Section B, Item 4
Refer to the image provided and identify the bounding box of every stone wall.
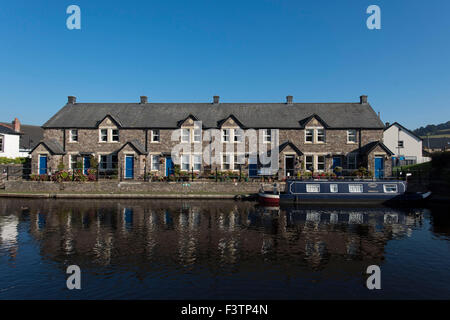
[4,180,265,194]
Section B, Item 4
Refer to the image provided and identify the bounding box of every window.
[100,155,108,170]
[317,129,325,143]
[111,155,118,169]
[222,129,230,142]
[347,130,357,143]
[349,184,363,193]
[70,155,77,170]
[112,129,119,142]
[151,130,160,142]
[233,155,239,170]
[383,184,398,193]
[305,156,314,171]
[193,155,202,171]
[100,129,108,142]
[306,184,320,193]
[398,140,404,148]
[317,156,325,171]
[305,129,314,142]
[0,135,3,152]
[69,130,78,142]
[347,153,357,169]
[330,184,338,193]
[181,154,190,171]
[181,129,190,143]
[234,129,243,142]
[151,155,160,171]
[222,154,231,170]
[193,128,201,143]
[263,129,272,143]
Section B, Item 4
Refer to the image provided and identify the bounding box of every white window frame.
[263,129,272,143]
[181,129,190,143]
[0,135,3,152]
[181,154,190,171]
[99,129,108,142]
[347,153,357,170]
[317,155,325,171]
[222,129,231,143]
[70,154,77,170]
[316,128,325,143]
[398,140,404,148]
[222,154,231,170]
[193,128,202,143]
[383,184,398,193]
[193,154,202,171]
[347,130,357,143]
[69,129,78,142]
[349,184,363,193]
[233,129,243,143]
[99,155,108,170]
[151,155,160,171]
[330,184,338,193]
[305,129,314,143]
[306,184,320,193]
[305,155,314,171]
[151,130,160,143]
[111,129,119,142]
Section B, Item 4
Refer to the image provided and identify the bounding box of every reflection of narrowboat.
[258,180,431,204]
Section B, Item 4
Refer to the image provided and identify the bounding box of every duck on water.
[258,178,431,205]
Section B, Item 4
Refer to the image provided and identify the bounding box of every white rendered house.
[383,122,430,166]
[0,121,22,158]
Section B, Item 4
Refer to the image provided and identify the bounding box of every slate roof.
[30,139,65,155]
[116,140,147,155]
[359,141,394,156]
[0,123,20,135]
[43,100,385,129]
[18,124,43,150]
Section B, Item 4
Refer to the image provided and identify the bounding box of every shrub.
[0,157,28,164]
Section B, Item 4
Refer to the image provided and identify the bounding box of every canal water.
[0,199,449,299]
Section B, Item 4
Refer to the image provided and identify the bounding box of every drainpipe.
[62,129,66,152]
[358,128,362,167]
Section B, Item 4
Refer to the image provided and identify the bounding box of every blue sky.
[0,0,449,129]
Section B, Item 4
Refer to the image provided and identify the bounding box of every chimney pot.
[68,96,76,104]
[286,95,293,105]
[12,118,20,133]
[360,95,368,104]
[213,96,220,104]
[140,96,148,104]
[385,122,390,127]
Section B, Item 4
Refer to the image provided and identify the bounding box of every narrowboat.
[258,180,431,205]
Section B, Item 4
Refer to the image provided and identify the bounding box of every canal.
[0,199,449,299]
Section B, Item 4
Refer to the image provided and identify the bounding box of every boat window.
[383,184,398,193]
[306,184,320,193]
[349,184,363,193]
[330,184,338,193]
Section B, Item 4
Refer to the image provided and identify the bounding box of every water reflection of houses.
[0,199,429,276]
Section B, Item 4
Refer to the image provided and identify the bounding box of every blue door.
[332,157,341,168]
[249,164,258,177]
[125,155,134,179]
[166,157,174,176]
[375,157,384,178]
[83,156,90,175]
[39,155,47,175]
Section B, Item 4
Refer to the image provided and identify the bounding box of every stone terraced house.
[30,95,393,179]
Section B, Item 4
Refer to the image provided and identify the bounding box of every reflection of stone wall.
[5,180,265,194]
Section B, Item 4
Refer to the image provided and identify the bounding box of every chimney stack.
[360,95,368,104]
[140,96,148,104]
[385,122,390,127]
[213,96,220,104]
[12,118,20,133]
[286,95,293,105]
[68,96,76,104]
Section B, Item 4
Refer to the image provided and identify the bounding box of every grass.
[393,161,432,171]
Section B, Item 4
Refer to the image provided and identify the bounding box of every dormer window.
[112,129,119,142]
[181,129,190,142]
[222,129,230,142]
[69,129,78,142]
[193,128,202,143]
[317,129,325,143]
[234,129,243,142]
[305,129,314,143]
[100,129,108,142]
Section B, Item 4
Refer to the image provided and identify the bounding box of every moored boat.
[278,179,431,204]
